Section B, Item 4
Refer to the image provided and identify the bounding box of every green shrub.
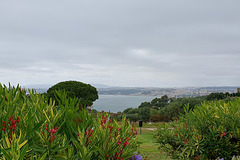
[0,84,138,159]
[155,99,240,159]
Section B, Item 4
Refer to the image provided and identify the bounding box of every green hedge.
[0,84,138,159]
[155,98,240,159]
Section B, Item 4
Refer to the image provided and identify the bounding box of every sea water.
[92,95,156,113]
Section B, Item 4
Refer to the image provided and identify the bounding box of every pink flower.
[219,132,226,137]
[124,141,129,146]
[50,129,57,133]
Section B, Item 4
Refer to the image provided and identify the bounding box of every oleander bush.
[155,99,240,159]
[0,84,138,159]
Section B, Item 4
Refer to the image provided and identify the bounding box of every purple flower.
[132,153,143,160]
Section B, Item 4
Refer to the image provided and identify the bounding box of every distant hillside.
[23,84,52,89]
[22,84,240,97]
[199,86,238,90]
[98,86,240,97]
[92,84,113,88]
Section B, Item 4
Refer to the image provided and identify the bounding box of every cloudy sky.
[1,0,240,88]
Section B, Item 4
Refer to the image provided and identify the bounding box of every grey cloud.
[0,0,240,87]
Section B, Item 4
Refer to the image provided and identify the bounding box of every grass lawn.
[136,126,171,160]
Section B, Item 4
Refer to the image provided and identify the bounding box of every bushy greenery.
[206,92,240,101]
[0,84,138,159]
[124,90,240,123]
[155,98,240,159]
[156,96,206,122]
[47,81,98,107]
[123,95,206,122]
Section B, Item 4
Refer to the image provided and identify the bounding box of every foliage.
[157,97,206,122]
[124,95,206,122]
[124,89,240,123]
[150,95,170,109]
[0,83,138,159]
[138,95,170,110]
[47,81,98,107]
[155,99,240,159]
[138,108,151,122]
[206,92,226,101]
[206,92,240,101]
[123,95,172,122]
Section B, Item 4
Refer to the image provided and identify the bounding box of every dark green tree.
[47,81,98,107]
[138,107,150,122]
[138,102,151,108]
[126,113,139,122]
[123,108,134,114]
[206,92,225,101]
[225,92,230,97]
[151,95,169,109]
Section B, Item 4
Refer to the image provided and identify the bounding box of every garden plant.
[155,98,240,159]
[0,84,139,159]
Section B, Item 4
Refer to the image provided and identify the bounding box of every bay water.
[92,95,156,113]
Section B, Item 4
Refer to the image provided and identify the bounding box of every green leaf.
[37,152,48,160]
[19,145,28,160]
[1,149,12,160]
[31,121,44,133]
[52,146,67,152]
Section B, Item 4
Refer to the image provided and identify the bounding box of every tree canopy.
[47,81,98,107]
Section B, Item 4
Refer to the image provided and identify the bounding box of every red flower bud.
[50,129,57,134]
[2,121,6,126]
[124,141,129,146]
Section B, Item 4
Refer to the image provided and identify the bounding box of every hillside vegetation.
[123,90,240,122]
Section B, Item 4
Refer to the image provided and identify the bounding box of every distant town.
[27,85,239,98]
[97,86,239,98]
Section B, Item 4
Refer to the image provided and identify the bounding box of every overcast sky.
[1,0,240,88]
